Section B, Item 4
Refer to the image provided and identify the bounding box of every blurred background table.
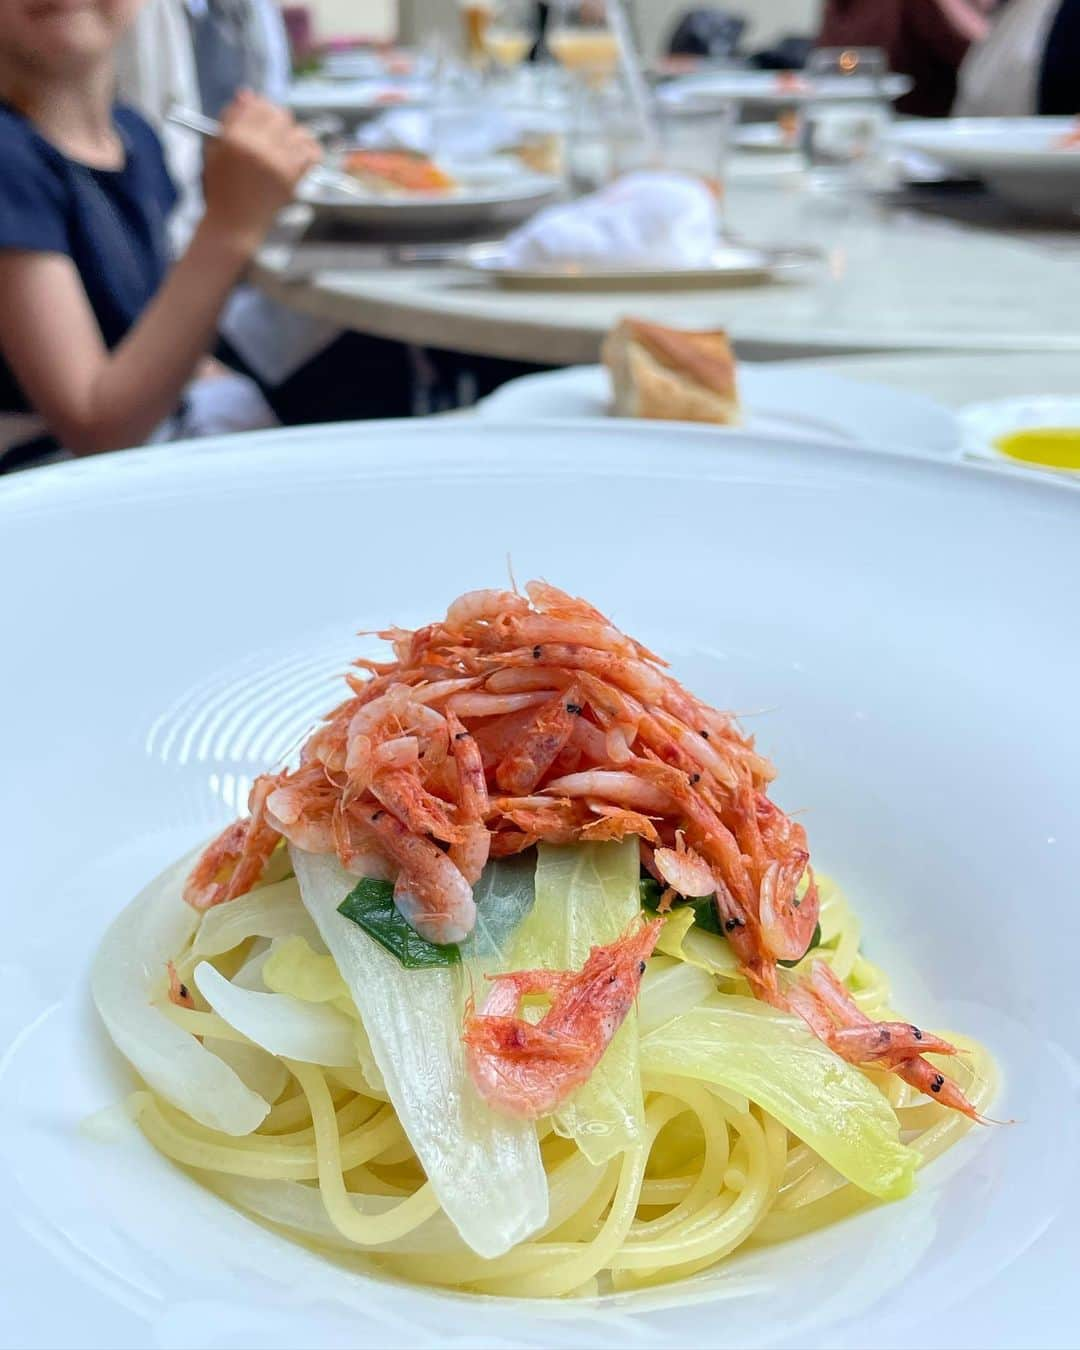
[253,178,1080,363]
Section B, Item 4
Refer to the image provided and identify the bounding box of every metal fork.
[167,106,370,200]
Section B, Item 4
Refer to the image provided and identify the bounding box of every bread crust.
[601,319,741,424]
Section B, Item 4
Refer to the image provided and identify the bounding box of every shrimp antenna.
[506,552,520,596]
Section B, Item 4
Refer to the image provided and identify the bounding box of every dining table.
[252,172,1080,366]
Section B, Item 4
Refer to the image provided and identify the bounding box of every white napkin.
[356,108,436,154]
[356,104,561,161]
[499,172,720,269]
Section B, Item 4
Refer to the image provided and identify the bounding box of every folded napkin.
[499,172,720,269]
[356,108,437,154]
[357,104,562,161]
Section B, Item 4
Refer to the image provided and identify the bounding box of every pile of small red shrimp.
[184,581,977,1119]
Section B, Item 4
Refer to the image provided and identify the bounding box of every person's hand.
[202,91,322,259]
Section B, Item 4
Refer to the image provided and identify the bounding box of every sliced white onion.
[291,847,549,1260]
[231,941,272,990]
[193,878,323,958]
[204,1037,290,1103]
[91,850,270,1136]
[194,961,359,1067]
[638,957,717,1034]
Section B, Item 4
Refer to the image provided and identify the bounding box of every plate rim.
[658,70,913,107]
[4,418,1078,519]
[461,242,816,286]
[889,116,1080,168]
[473,363,961,455]
[301,174,560,215]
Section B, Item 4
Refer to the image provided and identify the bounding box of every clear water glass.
[800,47,893,190]
[655,96,734,198]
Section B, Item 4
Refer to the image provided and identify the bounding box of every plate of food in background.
[476,319,958,457]
[657,68,912,112]
[889,117,1080,218]
[300,150,560,228]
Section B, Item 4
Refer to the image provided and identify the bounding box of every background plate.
[300,173,559,229]
[475,364,959,456]
[658,70,912,110]
[464,243,816,290]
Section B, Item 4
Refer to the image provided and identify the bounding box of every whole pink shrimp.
[463,919,662,1119]
[180,579,980,1122]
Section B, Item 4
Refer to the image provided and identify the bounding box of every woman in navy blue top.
[0,103,177,421]
[0,0,321,468]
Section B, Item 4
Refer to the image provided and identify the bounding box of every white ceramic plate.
[464,242,819,289]
[2,423,1079,1349]
[958,394,1080,475]
[287,77,430,119]
[476,364,959,456]
[733,122,800,153]
[889,117,1080,217]
[658,70,912,110]
[299,171,560,229]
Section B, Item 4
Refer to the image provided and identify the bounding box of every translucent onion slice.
[290,846,548,1260]
[91,850,270,1136]
[640,994,918,1201]
[194,961,359,1067]
[637,956,717,1034]
[193,877,323,958]
[204,1037,291,1104]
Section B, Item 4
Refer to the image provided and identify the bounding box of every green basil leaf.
[639,876,665,912]
[337,877,461,969]
[640,875,723,935]
[641,877,820,958]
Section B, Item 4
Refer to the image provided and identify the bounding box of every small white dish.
[889,117,1080,218]
[958,395,1080,476]
[476,363,959,456]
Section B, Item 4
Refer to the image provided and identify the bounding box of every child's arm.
[0,95,319,456]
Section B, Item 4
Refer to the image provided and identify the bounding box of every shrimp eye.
[931,1074,945,1093]
[638,960,647,975]
[911,1025,923,1040]
[532,645,542,659]
[565,702,583,716]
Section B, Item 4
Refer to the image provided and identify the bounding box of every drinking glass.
[548,1,620,88]
[485,0,534,70]
[799,47,894,189]
[458,0,494,68]
[656,96,733,197]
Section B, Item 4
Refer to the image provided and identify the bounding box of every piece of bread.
[601,318,741,425]
[343,151,457,195]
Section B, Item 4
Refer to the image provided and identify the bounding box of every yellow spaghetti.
[93,852,994,1298]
